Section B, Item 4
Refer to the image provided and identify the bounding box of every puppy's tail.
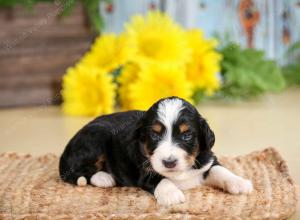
[59,164,90,187]
[76,176,87,187]
[59,157,92,187]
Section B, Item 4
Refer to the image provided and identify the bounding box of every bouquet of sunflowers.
[62,11,221,116]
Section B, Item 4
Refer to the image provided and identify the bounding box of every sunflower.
[117,63,140,110]
[80,33,134,73]
[62,64,116,116]
[126,64,193,110]
[125,11,190,66]
[186,29,222,95]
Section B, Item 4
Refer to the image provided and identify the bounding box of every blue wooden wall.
[100,0,300,64]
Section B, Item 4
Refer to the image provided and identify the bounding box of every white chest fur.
[169,160,213,190]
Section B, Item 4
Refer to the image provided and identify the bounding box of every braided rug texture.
[0,147,297,220]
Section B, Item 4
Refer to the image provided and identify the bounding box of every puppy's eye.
[150,131,161,141]
[181,132,192,141]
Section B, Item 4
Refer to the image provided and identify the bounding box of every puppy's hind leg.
[204,165,253,194]
[90,171,116,188]
[59,127,111,187]
[74,154,107,187]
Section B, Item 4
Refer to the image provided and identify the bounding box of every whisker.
[138,159,158,178]
[138,159,150,168]
[195,159,202,167]
[187,155,202,168]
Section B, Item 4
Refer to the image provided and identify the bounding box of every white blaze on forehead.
[157,98,184,134]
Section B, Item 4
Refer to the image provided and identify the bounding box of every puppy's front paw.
[224,176,253,194]
[154,178,185,206]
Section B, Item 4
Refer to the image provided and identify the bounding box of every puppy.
[59,97,253,206]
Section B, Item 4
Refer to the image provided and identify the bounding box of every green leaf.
[282,63,300,86]
[192,89,206,105]
[219,43,286,99]
[0,0,52,8]
[81,0,102,33]
[282,41,300,86]
[59,0,77,16]
[285,41,300,59]
[0,0,109,32]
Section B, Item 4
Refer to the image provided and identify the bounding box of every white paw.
[224,176,253,194]
[154,178,185,206]
[90,171,116,188]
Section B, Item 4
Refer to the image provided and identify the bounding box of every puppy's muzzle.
[162,157,178,169]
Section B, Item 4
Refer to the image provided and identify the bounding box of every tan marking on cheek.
[179,123,189,133]
[143,142,154,172]
[143,142,151,157]
[152,123,162,133]
[186,155,195,167]
[95,155,106,171]
[186,144,200,167]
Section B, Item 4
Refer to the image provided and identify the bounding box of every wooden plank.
[0,72,63,89]
[0,86,62,108]
[0,3,86,24]
[0,38,93,59]
[0,50,86,76]
[0,15,86,27]
[0,3,93,107]
[0,26,91,40]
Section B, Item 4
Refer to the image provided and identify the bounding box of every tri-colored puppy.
[59,97,253,206]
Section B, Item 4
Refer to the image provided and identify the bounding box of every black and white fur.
[59,97,253,206]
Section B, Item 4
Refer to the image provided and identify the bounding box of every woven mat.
[0,148,297,220]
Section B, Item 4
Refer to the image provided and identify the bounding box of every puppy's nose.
[162,158,178,169]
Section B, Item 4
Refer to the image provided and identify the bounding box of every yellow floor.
[0,88,299,218]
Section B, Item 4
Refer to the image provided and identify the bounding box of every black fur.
[59,97,218,194]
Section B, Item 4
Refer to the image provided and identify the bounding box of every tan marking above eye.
[152,123,162,133]
[179,123,189,133]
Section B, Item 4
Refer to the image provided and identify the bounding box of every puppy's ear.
[197,116,215,151]
[134,116,146,141]
[133,116,151,158]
